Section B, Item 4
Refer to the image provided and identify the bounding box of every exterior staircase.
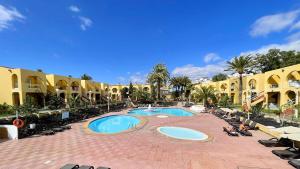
[250,91,265,106]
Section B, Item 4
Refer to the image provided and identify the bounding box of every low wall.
[0,125,18,140]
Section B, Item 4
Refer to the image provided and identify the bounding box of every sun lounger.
[238,129,252,136]
[272,147,300,159]
[78,165,94,169]
[41,130,55,135]
[223,127,239,136]
[96,167,111,169]
[258,138,292,147]
[53,127,64,132]
[288,159,300,169]
[61,125,72,130]
[60,164,79,169]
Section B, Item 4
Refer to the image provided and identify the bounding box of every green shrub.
[0,103,14,116]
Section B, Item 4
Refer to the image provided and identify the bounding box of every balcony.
[27,83,40,89]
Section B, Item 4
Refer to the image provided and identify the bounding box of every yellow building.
[194,64,300,109]
[0,66,111,107]
[0,67,47,107]
[46,74,82,102]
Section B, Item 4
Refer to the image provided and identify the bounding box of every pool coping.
[83,114,148,135]
[154,125,213,142]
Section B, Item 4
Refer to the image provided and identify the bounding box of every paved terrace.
[0,108,294,169]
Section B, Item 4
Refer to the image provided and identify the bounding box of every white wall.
[0,125,18,140]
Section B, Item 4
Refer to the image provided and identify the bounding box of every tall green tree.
[81,74,93,80]
[193,86,216,107]
[170,76,192,100]
[147,64,170,100]
[226,55,253,104]
[128,82,134,98]
[255,49,281,73]
[212,73,228,82]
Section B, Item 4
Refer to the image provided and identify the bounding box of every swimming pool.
[157,126,208,141]
[128,108,193,116]
[88,115,140,134]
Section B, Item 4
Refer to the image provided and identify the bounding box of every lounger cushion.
[258,139,278,147]
[60,164,79,169]
[79,165,94,169]
[272,148,299,159]
[288,159,300,169]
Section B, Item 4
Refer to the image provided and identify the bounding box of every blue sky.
[0,0,300,84]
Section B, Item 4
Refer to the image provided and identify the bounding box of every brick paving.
[0,108,294,169]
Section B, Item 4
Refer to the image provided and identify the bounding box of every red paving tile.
[0,108,295,169]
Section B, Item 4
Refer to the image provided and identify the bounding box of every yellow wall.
[193,64,300,108]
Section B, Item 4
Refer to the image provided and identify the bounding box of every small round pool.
[128,108,193,117]
[88,115,140,134]
[157,126,208,141]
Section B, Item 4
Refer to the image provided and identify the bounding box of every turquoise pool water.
[157,126,208,141]
[88,115,140,134]
[128,108,193,116]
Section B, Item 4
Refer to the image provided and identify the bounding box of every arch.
[56,80,68,90]
[248,79,257,90]
[267,74,280,88]
[287,71,300,81]
[11,74,18,88]
[220,83,227,92]
[287,71,300,88]
[71,81,80,91]
[230,83,235,91]
[112,88,118,93]
[286,90,296,103]
[143,87,149,92]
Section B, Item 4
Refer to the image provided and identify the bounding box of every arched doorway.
[12,92,20,106]
[286,90,296,104]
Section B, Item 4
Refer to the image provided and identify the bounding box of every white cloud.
[250,9,300,37]
[241,40,300,55]
[129,73,147,84]
[69,5,80,13]
[172,62,226,82]
[117,72,147,84]
[78,16,92,31]
[203,53,221,63]
[0,4,24,31]
[287,32,300,42]
[290,20,300,30]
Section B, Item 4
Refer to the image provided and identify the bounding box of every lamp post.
[107,94,110,112]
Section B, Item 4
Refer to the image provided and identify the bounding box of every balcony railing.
[289,80,300,88]
[270,84,279,88]
[27,83,40,89]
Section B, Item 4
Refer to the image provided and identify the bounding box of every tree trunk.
[239,73,243,104]
[157,80,161,100]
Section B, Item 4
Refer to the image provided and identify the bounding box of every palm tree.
[193,86,216,107]
[147,64,170,100]
[226,55,253,104]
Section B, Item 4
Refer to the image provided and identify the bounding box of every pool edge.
[83,114,148,135]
